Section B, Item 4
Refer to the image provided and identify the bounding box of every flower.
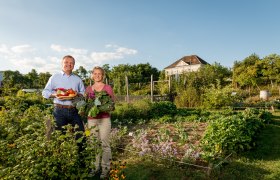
[75,90,115,118]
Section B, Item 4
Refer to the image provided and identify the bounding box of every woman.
[86,66,114,179]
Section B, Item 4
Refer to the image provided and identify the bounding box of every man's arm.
[77,78,85,96]
[42,76,56,99]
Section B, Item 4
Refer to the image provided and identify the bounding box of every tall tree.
[232,54,261,90]
[2,70,25,95]
[198,62,232,87]
[38,72,51,88]
[102,64,111,84]
[73,66,88,80]
[109,63,160,95]
[25,69,39,88]
[261,54,280,86]
[3,70,25,88]
[110,64,132,94]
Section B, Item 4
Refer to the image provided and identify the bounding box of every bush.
[148,101,177,119]
[112,100,152,125]
[202,85,239,109]
[201,108,268,158]
[1,125,97,179]
[174,87,201,108]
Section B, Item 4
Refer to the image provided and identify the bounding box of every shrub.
[1,125,97,179]
[112,100,152,125]
[202,85,238,109]
[174,87,201,108]
[148,101,177,119]
[201,108,268,158]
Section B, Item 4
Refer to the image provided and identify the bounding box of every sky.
[0,0,280,74]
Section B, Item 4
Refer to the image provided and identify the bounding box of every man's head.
[62,55,75,75]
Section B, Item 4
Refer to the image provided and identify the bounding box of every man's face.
[62,57,75,73]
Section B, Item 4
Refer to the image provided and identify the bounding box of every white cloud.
[105,44,117,48]
[11,44,35,54]
[69,48,88,55]
[49,56,61,64]
[0,44,35,60]
[11,57,45,68]
[38,63,60,74]
[90,44,138,63]
[116,47,137,55]
[50,44,66,52]
[0,44,10,54]
[50,44,87,55]
[91,52,123,61]
[0,43,138,74]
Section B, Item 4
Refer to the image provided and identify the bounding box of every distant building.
[0,71,3,87]
[22,89,42,93]
[164,55,209,76]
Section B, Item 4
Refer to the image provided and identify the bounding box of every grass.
[216,111,280,180]
[116,157,209,180]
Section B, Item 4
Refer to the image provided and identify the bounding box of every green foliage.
[109,63,160,95]
[0,97,4,107]
[4,94,44,112]
[157,115,174,123]
[112,100,152,125]
[232,53,280,89]
[198,62,232,87]
[173,108,209,122]
[202,84,237,109]
[0,88,276,179]
[110,126,128,153]
[76,90,115,118]
[111,100,180,125]
[131,85,151,95]
[201,108,270,158]
[73,66,88,80]
[0,104,98,179]
[174,86,201,108]
[233,54,261,88]
[148,101,177,119]
[1,126,97,179]
[1,70,51,93]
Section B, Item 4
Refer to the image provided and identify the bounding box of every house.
[164,55,209,76]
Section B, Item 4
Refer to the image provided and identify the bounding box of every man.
[42,55,85,145]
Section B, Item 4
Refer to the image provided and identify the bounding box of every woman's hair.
[92,66,106,81]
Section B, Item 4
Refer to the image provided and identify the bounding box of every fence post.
[125,75,129,103]
[168,75,171,93]
[151,74,153,102]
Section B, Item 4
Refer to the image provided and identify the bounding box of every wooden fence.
[115,94,173,103]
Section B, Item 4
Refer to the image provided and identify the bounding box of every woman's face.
[92,69,103,82]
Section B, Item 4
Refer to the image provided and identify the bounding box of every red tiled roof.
[164,55,208,69]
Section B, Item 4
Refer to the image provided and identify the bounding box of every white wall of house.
[165,64,202,76]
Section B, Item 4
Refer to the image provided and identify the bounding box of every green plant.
[148,101,177,119]
[201,109,268,159]
[174,87,201,108]
[202,84,237,109]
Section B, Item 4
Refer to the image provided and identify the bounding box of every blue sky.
[0,0,280,74]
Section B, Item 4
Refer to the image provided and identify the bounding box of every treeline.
[233,53,280,92]
[0,63,160,96]
[1,53,280,108]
